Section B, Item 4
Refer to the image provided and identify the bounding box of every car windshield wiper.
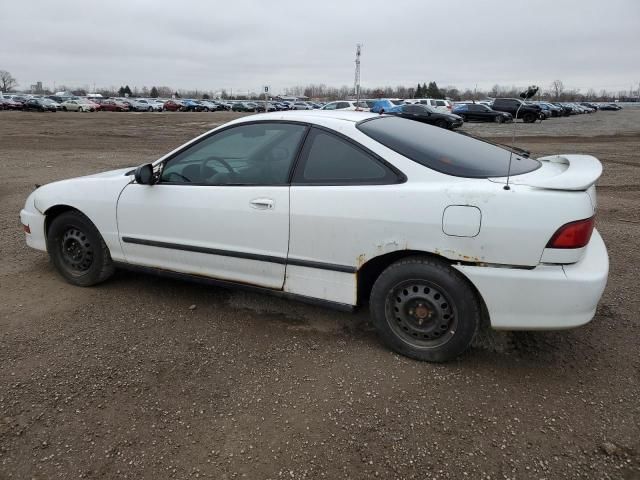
[457,131,530,158]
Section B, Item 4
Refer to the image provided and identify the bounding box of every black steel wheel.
[60,227,94,273]
[387,280,458,349]
[370,256,481,362]
[47,210,115,286]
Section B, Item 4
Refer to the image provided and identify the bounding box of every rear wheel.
[460,114,467,122]
[370,256,480,362]
[46,211,115,287]
[522,112,536,123]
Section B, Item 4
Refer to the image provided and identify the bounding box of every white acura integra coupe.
[20,111,609,362]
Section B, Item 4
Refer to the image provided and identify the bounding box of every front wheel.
[370,256,481,362]
[46,210,115,287]
[522,113,536,123]
[496,115,505,123]
[435,119,448,129]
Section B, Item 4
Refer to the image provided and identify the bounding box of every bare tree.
[550,79,564,100]
[0,70,17,92]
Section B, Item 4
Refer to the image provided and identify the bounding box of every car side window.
[160,123,307,186]
[292,128,401,185]
[323,103,337,110]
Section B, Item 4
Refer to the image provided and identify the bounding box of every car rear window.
[356,116,541,178]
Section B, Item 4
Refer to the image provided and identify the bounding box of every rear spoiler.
[490,154,603,191]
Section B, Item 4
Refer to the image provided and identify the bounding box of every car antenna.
[504,85,539,190]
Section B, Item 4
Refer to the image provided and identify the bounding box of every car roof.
[228,110,377,128]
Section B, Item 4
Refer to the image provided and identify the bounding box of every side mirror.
[134,163,155,185]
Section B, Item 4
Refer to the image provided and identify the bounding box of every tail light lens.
[546,217,594,249]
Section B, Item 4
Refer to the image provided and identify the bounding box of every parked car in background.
[492,98,545,123]
[162,99,184,111]
[42,98,62,111]
[231,102,257,112]
[368,99,398,113]
[1,97,24,110]
[387,103,463,129]
[23,97,58,112]
[255,103,278,112]
[129,99,156,112]
[405,98,453,113]
[291,101,312,110]
[536,102,564,117]
[552,103,575,115]
[580,102,599,110]
[19,110,608,363]
[99,99,130,112]
[452,103,513,123]
[61,99,97,112]
[321,100,369,111]
[181,99,205,112]
[598,103,622,111]
[528,103,551,119]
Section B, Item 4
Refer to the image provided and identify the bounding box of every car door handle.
[249,198,274,210]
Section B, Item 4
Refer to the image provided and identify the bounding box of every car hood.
[81,167,135,178]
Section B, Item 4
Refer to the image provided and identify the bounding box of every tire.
[460,114,467,122]
[147,107,152,112]
[370,256,481,362]
[62,106,67,111]
[436,119,448,129]
[522,113,536,123]
[46,210,115,287]
[496,116,505,123]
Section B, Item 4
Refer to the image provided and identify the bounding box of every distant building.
[30,81,43,93]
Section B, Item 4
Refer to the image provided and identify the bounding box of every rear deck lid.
[489,154,602,191]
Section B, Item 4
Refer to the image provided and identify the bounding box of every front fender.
[33,173,133,262]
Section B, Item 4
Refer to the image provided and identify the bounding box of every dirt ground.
[1,109,639,480]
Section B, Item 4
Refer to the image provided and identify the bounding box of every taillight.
[546,217,594,249]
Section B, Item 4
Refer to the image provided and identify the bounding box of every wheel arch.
[357,249,490,327]
[44,204,84,238]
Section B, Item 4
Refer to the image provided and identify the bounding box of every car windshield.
[357,116,540,178]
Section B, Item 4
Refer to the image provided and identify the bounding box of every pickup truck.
[491,98,545,123]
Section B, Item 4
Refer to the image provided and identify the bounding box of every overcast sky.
[1,0,639,95]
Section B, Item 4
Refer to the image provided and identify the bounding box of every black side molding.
[121,236,357,274]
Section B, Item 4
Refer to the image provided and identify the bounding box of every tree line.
[1,69,637,102]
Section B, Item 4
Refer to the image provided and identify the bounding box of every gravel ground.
[1,109,639,480]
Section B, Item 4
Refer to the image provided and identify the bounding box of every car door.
[467,104,481,121]
[287,127,405,305]
[116,121,308,289]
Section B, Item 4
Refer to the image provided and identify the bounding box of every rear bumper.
[454,229,609,330]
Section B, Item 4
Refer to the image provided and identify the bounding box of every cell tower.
[353,44,362,104]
